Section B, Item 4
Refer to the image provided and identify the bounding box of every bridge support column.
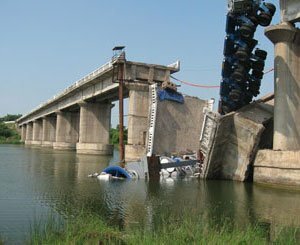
[264,23,300,150]
[76,101,113,155]
[254,22,300,186]
[42,116,56,147]
[125,84,149,161]
[21,125,27,142]
[53,111,79,150]
[32,120,43,145]
[25,122,33,145]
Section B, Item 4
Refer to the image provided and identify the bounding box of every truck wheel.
[229,89,241,102]
[231,69,246,83]
[239,25,255,39]
[265,3,276,16]
[252,60,265,71]
[255,49,267,60]
[252,70,264,79]
[236,48,249,62]
[258,13,272,27]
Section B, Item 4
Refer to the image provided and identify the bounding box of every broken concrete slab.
[201,97,274,181]
[151,95,208,156]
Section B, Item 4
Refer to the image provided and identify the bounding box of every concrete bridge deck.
[17,56,179,158]
[17,59,179,125]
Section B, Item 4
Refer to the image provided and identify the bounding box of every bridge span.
[17,55,179,159]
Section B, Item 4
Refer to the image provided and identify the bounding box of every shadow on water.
[1,145,300,243]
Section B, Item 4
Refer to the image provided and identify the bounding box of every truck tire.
[236,48,249,62]
[255,49,267,60]
[229,89,241,102]
[231,69,246,83]
[252,70,264,79]
[258,12,272,27]
[239,24,255,39]
[252,60,265,71]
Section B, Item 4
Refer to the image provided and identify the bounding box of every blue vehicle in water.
[219,0,276,114]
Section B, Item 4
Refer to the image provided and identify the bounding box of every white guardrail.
[18,58,116,121]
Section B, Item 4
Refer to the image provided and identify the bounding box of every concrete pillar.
[21,125,26,142]
[125,83,149,161]
[25,122,33,145]
[32,119,43,145]
[265,22,300,150]
[53,111,79,150]
[76,101,113,155]
[42,115,57,147]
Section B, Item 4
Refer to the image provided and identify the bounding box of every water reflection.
[1,145,300,244]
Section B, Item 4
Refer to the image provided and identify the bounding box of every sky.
[0,0,280,126]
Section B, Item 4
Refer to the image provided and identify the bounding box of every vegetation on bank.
[29,211,299,245]
[0,114,22,122]
[0,114,22,144]
[110,125,128,145]
[0,122,21,144]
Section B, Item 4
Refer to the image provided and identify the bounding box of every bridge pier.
[32,119,43,145]
[53,111,79,150]
[42,116,57,147]
[25,122,33,145]
[254,22,300,186]
[265,23,300,150]
[21,125,26,142]
[76,101,113,155]
[125,84,149,161]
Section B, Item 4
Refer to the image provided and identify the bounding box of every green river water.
[1,144,300,244]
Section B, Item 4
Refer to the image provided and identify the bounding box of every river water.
[1,144,300,244]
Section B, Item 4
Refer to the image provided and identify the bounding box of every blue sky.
[0,0,280,125]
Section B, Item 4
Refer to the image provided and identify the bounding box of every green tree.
[109,125,128,145]
[0,114,22,122]
[0,123,14,138]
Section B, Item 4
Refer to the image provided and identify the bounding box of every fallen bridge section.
[200,95,274,181]
[145,84,212,158]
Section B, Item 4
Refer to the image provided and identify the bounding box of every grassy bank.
[29,212,299,244]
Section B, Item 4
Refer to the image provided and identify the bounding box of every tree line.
[0,114,22,122]
[0,114,22,143]
[0,113,127,145]
[110,125,128,145]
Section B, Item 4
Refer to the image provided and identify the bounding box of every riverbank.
[0,138,22,144]
[0,122,21,144]
[29,211,299,244]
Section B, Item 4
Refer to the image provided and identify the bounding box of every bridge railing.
[21,58,116,120]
